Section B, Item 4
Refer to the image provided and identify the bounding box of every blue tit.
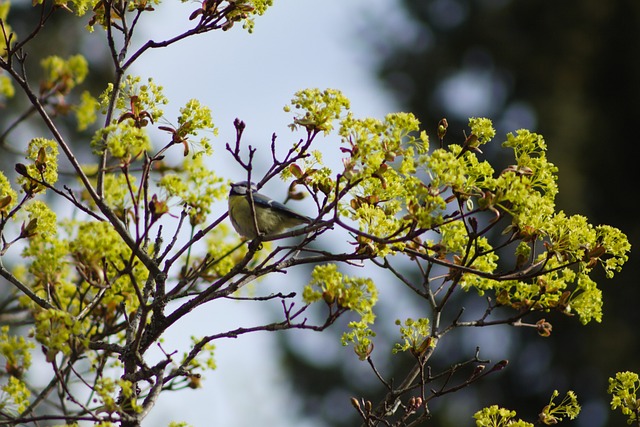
[228,181,312,239]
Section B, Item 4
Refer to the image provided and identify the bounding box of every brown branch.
[0,261,53,309]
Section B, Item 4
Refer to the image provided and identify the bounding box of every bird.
[228,181,312,239]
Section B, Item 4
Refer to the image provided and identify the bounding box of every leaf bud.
[15,163,29,177]
[35,147,47,174]
[188,374,202,389]
[471,364,486,377]
[0,195,12,212]
[289,163,304,179]
[20,218,38,238]
[350,397,361,411]
[437,118,448,140]
[314,180,332,196]
[5,361,24,379]
[536,318,553,337]
[354,342,374,360]
[493,360,509,371]
[322,290,335,305]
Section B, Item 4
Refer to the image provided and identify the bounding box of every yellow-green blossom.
[75,90,100,131]
[0,377,31,414]
[473,405,533,427]
[17,138,59,194]
[158,155,226,225]
[608,371,640,424]
[304,264,378,360]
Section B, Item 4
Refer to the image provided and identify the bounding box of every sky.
[139,1,404,151]
[133,1,409,426]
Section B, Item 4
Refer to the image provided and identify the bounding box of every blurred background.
[1,0,638,426]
